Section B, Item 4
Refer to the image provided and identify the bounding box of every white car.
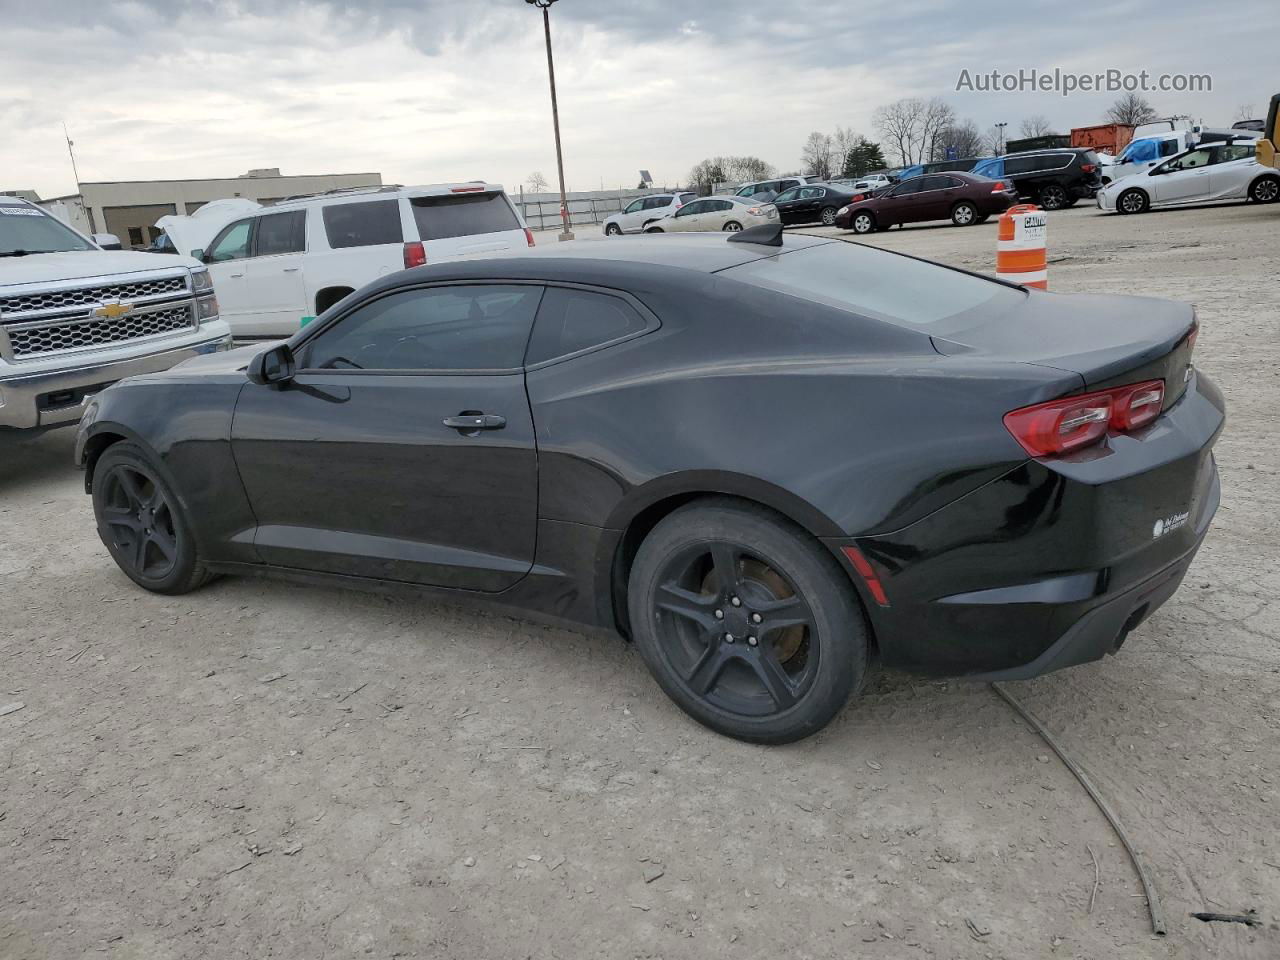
[199,183,533,337]
[832,174,892,193]
[642,195,778,233]
[1103,128,1260,185]
[1097,142,1280,214]
[0,196,230,430]
[602,193,697,236]
[734,177,811,202]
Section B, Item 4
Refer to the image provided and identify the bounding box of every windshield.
[722,240,1023,333]
[0,203,96,255]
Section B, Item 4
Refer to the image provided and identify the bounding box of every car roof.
[267,182,507,212]
[354,232,837,297]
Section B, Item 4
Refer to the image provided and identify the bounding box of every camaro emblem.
[93,300,134,320]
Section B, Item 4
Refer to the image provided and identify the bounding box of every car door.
[772,187,802,223]
[1151,147,1215,203]
[202,218,255,333]
[881,177,929,224]
[243,210,307,336]
[667,199,708,231]
[925,175,963,220]
[618,197,646,232]
[1208,144,1258,199]
[229,282,544,591]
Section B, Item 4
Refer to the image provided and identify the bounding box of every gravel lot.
[2,200,1277,959]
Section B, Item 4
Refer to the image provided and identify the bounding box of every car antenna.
[727,223,784,247]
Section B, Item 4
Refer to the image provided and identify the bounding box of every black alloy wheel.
[629,500,867,743]
[1038,184,1069,210]
[92,442,212,595]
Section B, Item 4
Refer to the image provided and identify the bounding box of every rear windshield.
[411,192,520,241]
[322,199,403,249]
[0,204,96,255]
[723,240,1023,331]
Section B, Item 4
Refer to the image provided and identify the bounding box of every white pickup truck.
[0,197,232,430]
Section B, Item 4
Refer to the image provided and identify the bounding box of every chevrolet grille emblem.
[93,301,134,320]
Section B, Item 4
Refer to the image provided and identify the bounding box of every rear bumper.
[839,370,1224,678]
[0,327,232,429]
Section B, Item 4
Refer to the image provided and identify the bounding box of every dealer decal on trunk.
[1153,511,1190,539]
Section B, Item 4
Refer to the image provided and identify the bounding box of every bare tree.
[723,156,775,182]
[687,158,728,195]
[1018,115,1054,138]
[933,119,985,161]
[1106,93,1158,126]
[920,98,956,166]
[832,126,859,172]
[527,171,549,193]
[980,124,1006,156]
[874,97,926,166]
[801,132,835,179]
[1235,103,1257,122]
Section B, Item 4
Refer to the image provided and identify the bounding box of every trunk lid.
[932,290,1197,408]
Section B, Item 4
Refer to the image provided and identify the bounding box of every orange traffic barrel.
[996,204,1048,290]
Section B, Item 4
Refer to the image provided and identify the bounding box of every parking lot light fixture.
[526,0,574,241]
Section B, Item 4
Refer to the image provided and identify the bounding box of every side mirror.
[190,248,206,262]
[246,343,296,386]
[92,233,122,250]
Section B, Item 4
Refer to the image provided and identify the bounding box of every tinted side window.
[1159,140,1180,157]
[322,199,403,249]
[254,210,306,256]
[411,192,519,241]
[711,199,733,212]
[888,180,923,196]
[207,219,252,262]
[525,287,649,365]
[1003,156,1035,175]
[646,196,673,210]
[304,285,543,372]
[774,187,801,203]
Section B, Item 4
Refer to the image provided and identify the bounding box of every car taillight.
[992,180,1008,192]
[403,241,426,269]
[851,193,866,202]
[524,227,535,247]
[1003,380,1166,457]
[1081,163,1096,173]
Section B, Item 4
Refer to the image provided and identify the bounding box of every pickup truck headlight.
[190,268,215,294]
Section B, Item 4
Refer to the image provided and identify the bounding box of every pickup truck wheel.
[1249,176,1280,203]
[92,442,214,595]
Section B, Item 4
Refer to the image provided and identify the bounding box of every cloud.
[0,0,1267,200]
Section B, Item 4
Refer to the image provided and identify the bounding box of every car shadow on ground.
[0,429,78,494]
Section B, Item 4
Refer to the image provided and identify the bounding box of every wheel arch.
[603,472,855,638]
[315,285,356,314]
[79,423,156,494]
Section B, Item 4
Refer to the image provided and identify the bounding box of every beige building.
[39,168,382,249]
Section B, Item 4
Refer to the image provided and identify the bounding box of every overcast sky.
[1,0,1270,198]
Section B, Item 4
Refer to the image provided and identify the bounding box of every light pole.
[994,121,1008,155]
[526,0,573,241]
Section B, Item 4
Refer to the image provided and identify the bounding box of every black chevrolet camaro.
[75,226,1223,743]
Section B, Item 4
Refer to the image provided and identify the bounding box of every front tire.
[1249,176,1280,203]
[951,201,978,226]
[850,211,875,234]
[605,223,623,236]
[628,499,868,744]
[1038,183,1069,210]
[1117,188,1149,214]
[819,206,838,226]
[644,226,665,233]
[92,442,213,595]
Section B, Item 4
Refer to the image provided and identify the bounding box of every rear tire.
[628,499,868,744]
[850,211,875,234]
[92,442,214,595]
[819,206,838,226]
[951,201,978,226]
[722,220,743,232]
[1117,188,1149,214]
[1038,183,1069,210]
[1249,176,1280,203]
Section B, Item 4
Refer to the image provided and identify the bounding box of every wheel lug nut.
[714,609,724,619]
[723,633,734,644]
[730,596,742,607]
[750,613,762,624]
[747,636,758,647]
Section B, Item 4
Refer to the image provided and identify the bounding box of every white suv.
[602,193,698,236]
[196,183,533,337]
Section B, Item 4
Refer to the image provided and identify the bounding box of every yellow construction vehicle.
[1258,93,1280,169]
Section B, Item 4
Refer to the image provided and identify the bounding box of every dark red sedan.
[834,172,1019,233]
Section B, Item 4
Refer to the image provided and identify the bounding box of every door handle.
[283,267,301,272]
[229,272,245,279]
[443,413,506,430]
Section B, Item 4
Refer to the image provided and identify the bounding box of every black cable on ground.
[990,681,1167,936]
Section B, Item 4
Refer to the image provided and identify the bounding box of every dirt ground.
[2,200,1277,960]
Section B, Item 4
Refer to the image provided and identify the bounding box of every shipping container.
[1071,123,1135,156]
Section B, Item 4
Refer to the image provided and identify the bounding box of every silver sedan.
[643,195,778,233]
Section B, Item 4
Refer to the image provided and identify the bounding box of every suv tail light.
[403,241,427,269]
[524,227,535,247]
[1081,163,1097,173]
[1003,380,1166,457]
